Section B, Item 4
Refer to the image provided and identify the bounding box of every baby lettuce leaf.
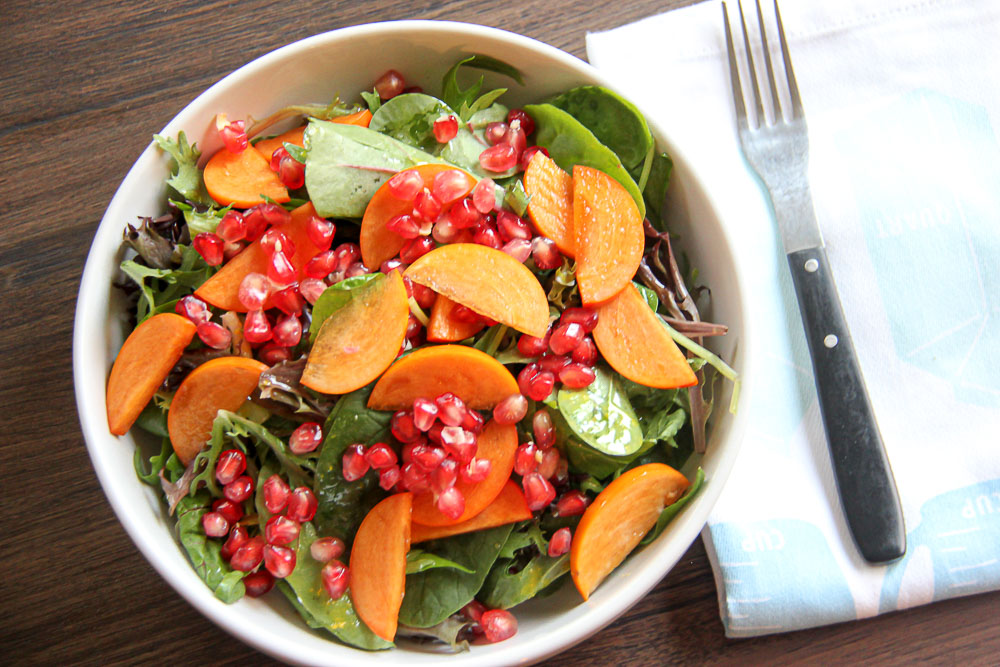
[523,103,645,218]
[406,549,475,575]
[369,93,455,153]
[397,524,513,628]
[279,521,392,650]
[120,245,214,322]
[313,384,392,544]
[152,131,208,205]
[642,152,674,225]
[640,467,705,545]
[397,616,473,653]
[134,436,172,485]
[556,366,644,457]
[309,274,383,343]
[479,551,570,610]
[547,85,654,170]
[441,55,524,119]
[175,492,246,603]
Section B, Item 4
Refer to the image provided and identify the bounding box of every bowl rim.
[73,18,753,666]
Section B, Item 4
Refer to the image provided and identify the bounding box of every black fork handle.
[787,246,906,563]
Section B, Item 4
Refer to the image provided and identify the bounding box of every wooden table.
[3,0,997,663]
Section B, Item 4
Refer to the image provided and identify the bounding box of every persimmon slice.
[166,356,268,465]
[252,126,305,163]
[411,420,517,527]
[570,463,690,600]
[573,165,643,306]
[350,492,412,642]
[106,313,196,436]
[592,283,697,389]
[404,244,549,338]
[300,271,409,395]
[426,294,486,343]
[410,480,531,543]
[203,143,289,208]
[368,345,518,410]
[524,151,574,257]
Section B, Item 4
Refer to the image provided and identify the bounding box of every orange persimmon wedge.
[571,463,690,600]
[106,313,196,436]
[573,165,644,306]
[203,144,289,208]
[592,283,697,389]
[411,419,518,527]
[166,356,268,465]
[410,480,531,543]
[300,271,409,395]
[368,345,518,410]
[426,294,486,343]
[252,126,305,163]
[360,164,474,270]
[404,244,549,338]
[350,492,412,642]
[524,151,575,257]
[195,202,325,312]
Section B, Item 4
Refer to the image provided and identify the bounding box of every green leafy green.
[634,281,659,312]
[406,549,475,575]
[152,131,207,204]
[397,616,473,652]
[441,55,523,119]
[135,402,169,437]
[133,437,172,485]
[556,366,643,457]
[175,493,246,603]
[643,152,674,224]
[640,467,705,544]
[642,408,686,445]
[547,85,654,170]
[369,93,455,153]
[309,274,383,343]
[170,199,228,236]
[360,89,381,113]
[479,523,570,609]
[119,245,214,322]
[504,178,531,217]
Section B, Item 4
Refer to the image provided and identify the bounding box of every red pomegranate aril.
[538,354,570,374]
[555,490,589,517]
[379,464,402,490]
[571,336,598,366]
[401,462,431,492]
[261,228,295,258]
[517,363,539,396]
[387,213,422,239]
[412,398,439,431]
[517,329,551,358]
[278,155,305,190]
[310,536,346,563]
[201,511,229,537]
[514,443,538,476]
[485,122,508,145]
[193,232,225,266]
[304,215,334,251]
[435,393,467,426]
[448,198,482,229]
[380,258,407,275]
[321,559,350,599]
[507,108,535,136]
[224,475,255,503]
[462,409,485,434]
[426,422,445,445]
[268,249,297,285]
[522,472,556,511]
[219,118,249,154]
[462,600,488,623]
[286,486,319,522]
[345,261,370,278]
[259,343,291,365]
[441,427,477,463]
[480,143,518,172]
[272,313,302,347]
[365,442,398,469]
[305,250,336,279]
[522,367,555,402]
[434,170,472,207]
[230,536,265,572]
[238,272,270,310]
[388,169,424,201]
[216,449,247,485]
[243,570,275,597]
[497,211,532,242]
[461,457,492,483]
[448,304,479,324]
[520,145,549,171]
[504,120,527,159]
[561,306,599,332]
[554,457,569,486]
[472,222,502,249]
[472,178,497,213]
[433,114,460,143]
[342,444,370,482]
[493,393,528,425]
[431,457,459,493]
[221,524,249,561]
[265,514,301,546]
[216,210,247,243]
[239,205,269,242]
[391,411,422,443]
[501,238,532,263]
[375,69,406,99]
[289,422,323,455]
[400,236,434,263]
[269,145,290,172]
[548,527,572,557]
[271,285,306,316]
[299,277,327,304]
[532,409,556,450]
[436,486,466,519]
[432,217,460,244]
[195,321,231,351]
[332,242,361,272]
[262,473,291,514]
[223,240,244,262]
[411,282,436,309]
[481,609,518,643]
[175,295,211,325]
[413,188,442,221]
[261,202,293,227]
[212,499,244,526]
[559,362,597,389]
[549,322,585,355]
[263,544,296,578]
[531,236,563,270]
[243,309,272,344]
[537,447,560,479]
[412,444,447,471]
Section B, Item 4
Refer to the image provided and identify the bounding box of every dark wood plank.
[2,0,997,664]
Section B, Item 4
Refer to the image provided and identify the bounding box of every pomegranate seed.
[426,422,445,445]
[332,243,360,271]
[243,309,272,343]
[272,312,302,347]
[538,354,570,374]
[212,499,243,526]
[175,295,211,325]
[238,272,270,310]
[342,444,370,481]
[433,114,460,143]
[518,364,555,401]
[461,457,491,483]
[265,514,301,546]
[230,536,265,571]
[310,536,345,563]
[431,457,459,493]
[481,609,518,643]
[375,69,406,99]
[412,398,439,431]
[201,511,229,537]
[263,544,296,578]
[269,145,290,171]
[262,474,291,514]
[517,329,551,357]
[493,394,528,424]
[531,236,563,270]
[379,464,402,490]
[321,559,350,599]
[345,261,370,278]
[480,143,518,172]
[520,145,549,170]
[216,449,247,485]
[218,118,249,154]
[555,490,589,517]
[472,221,502,248]
[261,202,293,227]
[391,411,421,443]
[462,409,485,434]
[533,409,556,449]
[448,304,479,324]
[401,462,430,492]
[412,443,447,471]
[224,475,254,503]
[497,211,531,241]
[448,198,481,229]
[472,178,497,213]
[259,343,291,365]
[304,215,334,251]
[561,307,599,332]
[289,422,323,455]
[560,363,597,389]
[501,238,532,263]
[223,241,244,262]
[240,204,277,242]
[504,121,527,159]
[411,282,436,309]
[261,228,295,258]
[221,524,248,561]
[434,393,466,426]
[436,486,465,519]
[305,250,337,279]
[572,336,598,366]
[243,570,275,597]
[537,448,560,479]
[195,321,230,350]
[381,258,407,275]
[555,457,569,485]
[400,236,434,263]
[278,155,305,189]
[271,285,306,315]
[388,169,424,200]
[216,210,246,242]
[441,427,477,463]
[193,233,224,266]
[268,249,296,285]
[522,472,556,511]
[298,277,327,305]
[405,316,423,346]
[549,322,585,355]
[387,213,422,239]
[286,486,318,522]
[548,527,572,557]
[508,108,535,135]
[462,600,487,623]
[432,217,461,244]
[413,188,442,221]
[485,122,508,145]
[365,442,398,469]
[514,442,538,476]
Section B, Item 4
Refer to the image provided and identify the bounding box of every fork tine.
[773,0,804,117]
[736,0,765,127]
[755,0,782,120]
[722,2,749,132]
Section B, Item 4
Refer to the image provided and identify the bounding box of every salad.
[106,55,738,651]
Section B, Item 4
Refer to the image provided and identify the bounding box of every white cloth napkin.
[587,0,1000,637]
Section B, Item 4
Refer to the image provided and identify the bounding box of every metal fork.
[723,0,906,563]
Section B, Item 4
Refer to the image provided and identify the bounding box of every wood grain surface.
[2,0,997,664]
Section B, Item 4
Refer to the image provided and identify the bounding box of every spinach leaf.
[279,521,392,650]
[309,274,383,343]
[547,85,654,170]
[152,131,208,204]
[135,402,169,437]
[406,549,475,575]
[441,55,524,118]
[175,493,245,603]
[369,93,455,153]
[439,104,515,179]
[634,281,659,312]
[397,616,473,652]
[643,152,674,224]
[556,366,643,457]
[643,408,686,445]
[397,524,513,628]
[313,384,392,544]
[640,467,705,545]
[479,552,570,610]
[523,103,645,218]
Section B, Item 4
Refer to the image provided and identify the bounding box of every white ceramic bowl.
[74,20,751,666]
